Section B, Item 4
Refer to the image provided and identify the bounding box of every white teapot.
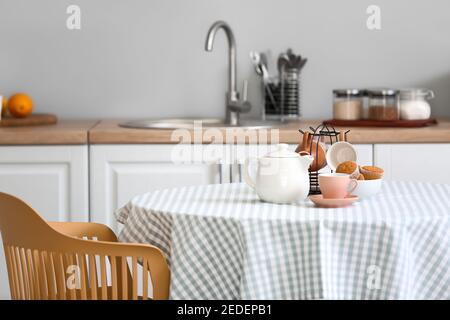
[243,143,314,204]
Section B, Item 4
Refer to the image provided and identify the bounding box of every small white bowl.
[353,179,383,199]
[326,141,357,171]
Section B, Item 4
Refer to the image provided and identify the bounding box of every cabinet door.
[90,145,221,230]
[0,146,89,220]
[374,144,450,183]
[0,145,89,299]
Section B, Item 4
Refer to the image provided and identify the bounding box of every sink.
[119,118,283,130]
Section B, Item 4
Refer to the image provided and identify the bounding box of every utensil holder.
[297,124,350,195]
[262,68,302,120]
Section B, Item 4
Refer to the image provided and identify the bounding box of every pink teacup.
[319,173,358,199]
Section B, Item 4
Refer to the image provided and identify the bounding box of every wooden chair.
[0,192,170,300]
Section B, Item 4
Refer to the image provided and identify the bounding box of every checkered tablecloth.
[116,181,450,300]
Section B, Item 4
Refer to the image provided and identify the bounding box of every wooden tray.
[0,114,58,127]
[323,118,437,128]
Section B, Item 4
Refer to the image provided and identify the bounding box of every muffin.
[357,174,365,181]
[336,161,359,178]
[360,165,384,180]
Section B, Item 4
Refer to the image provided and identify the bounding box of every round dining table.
[115,181,450,300]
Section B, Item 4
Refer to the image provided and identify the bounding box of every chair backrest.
[0,192,170,300]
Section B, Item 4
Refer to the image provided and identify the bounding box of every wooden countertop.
[89,119,450,144]
[0,120,98,145]
[0,119,449,145]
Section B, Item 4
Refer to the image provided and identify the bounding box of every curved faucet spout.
[205,21,237,95]
[205,21,251,126]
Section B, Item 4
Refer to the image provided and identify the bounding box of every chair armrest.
[49,221,119,242]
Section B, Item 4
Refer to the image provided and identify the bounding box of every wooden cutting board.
[0,114,58,127]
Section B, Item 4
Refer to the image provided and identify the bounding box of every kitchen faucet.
[205,21,251,126]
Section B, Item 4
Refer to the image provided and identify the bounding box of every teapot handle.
[243,157,257,189]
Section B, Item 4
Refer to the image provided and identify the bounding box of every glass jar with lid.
[332,89,364,120]
[367,89,400,121]
[399,88,434,120]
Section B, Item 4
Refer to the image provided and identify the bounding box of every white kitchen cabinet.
[0,146,89,220]
[374,144,450,184]
[90,145,223,230]
[0,145,89,299]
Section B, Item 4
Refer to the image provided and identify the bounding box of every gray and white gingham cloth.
[116,181,450,300]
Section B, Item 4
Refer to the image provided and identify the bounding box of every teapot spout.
[300,154,314,169]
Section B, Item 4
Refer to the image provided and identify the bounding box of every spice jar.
[332,89,364,120]
[367,89,399,121]
[399,89,434,120]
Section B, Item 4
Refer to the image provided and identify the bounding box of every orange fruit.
[8,93,33,118]
[1,96,8,116]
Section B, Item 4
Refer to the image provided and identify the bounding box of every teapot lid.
[265,144,300,158]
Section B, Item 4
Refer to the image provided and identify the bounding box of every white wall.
[0,0,449,120]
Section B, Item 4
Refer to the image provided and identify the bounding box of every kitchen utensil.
[277,53,290,74]
[318,173,358,199]
[250,51,279,111]
[266,49,307,119]
[280,67,300,116]
[243,143,314,204]
[0,114,58,127]
[296,131,310,153]
[260,52,269,73]
[264,83,278,111]
[298,58,308,70]
[352,179,383,199]
[249,51,263,76]
[326,141,357,171]
[287,49,296,64]
[309,194,359,208]
[260,61,270,82]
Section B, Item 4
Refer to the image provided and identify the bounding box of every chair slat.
[38,251,49,299]
[99,255,108,300]
[15,247,25,299]
[25,249,38,299]
[121,257,128,300]
[20,248,32,299]
[88,254,98,300]
[142,257,148,300]
[43,251,57,300]
[132,256,138,300]
[5,246,17,299]
[15,247,24,300]
[77,253,88,300]
[52,252,66,300]
[110,256,118,300]
[34,250,46,299]
[64,253,77,300]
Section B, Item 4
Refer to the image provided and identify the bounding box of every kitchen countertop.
[1,119,449,145]
[0,120,98,145]
[89,119,450,144]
